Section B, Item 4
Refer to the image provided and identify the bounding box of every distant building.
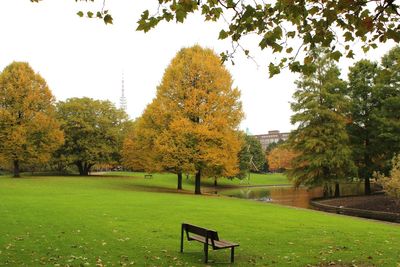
[253,130,290,151]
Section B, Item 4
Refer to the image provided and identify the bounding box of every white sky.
[0,0,396,134]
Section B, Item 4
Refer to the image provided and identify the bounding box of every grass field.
[0,173,399,266]
[105,172,291,192]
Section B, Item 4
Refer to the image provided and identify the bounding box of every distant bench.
[144,174,153,179]
[180,223,239,263]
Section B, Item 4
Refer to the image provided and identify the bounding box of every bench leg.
[180,225,184,252]
[204,243,208,263]
[231,247,235,263]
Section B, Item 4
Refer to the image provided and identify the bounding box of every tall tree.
[346,60,381,194]
[56,97,129,175]
[0,62,64,177]
[158,46,243,194]
[287,51,356,196]
[124,45,244,194]
[376,46,400,170]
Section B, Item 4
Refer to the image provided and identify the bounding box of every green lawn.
[0,173,399,266]
[105,171,291,192]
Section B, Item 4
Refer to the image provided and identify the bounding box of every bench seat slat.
[189,234,239,248]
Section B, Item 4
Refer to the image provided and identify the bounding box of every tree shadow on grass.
[111,182,195,195]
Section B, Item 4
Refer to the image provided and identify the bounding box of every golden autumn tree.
[267,146,297,172]
[0,62,64,177]
[122,101,164,174]
[154,45,243,194]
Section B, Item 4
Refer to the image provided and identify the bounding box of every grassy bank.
[0,173,399,266]
[104,171,291,191]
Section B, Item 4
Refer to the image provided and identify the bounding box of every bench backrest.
[182,223,219,243]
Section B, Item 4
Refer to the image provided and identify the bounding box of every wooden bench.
[180,223,239,263]
[144,174,153,179]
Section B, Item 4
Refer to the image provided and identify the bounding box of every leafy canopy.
[56,97,129,175]
[32,0,400,76]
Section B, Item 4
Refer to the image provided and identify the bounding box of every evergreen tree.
[346,60,381,194]
[287,51,356,196]
[376,46,400,171]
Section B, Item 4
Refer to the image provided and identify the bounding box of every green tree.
[0,62,64,177]
[375,46,400,170]
[287,50,356,196]
[39,0,400,76]
[346,59,381,194]
[56,97,129,175]
[238,134,266,177]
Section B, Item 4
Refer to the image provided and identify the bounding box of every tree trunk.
[13,160,20,178]
[177,172,183,190]
[323,184,329,198]
[77,162,83,175]
[334,183,340,197]
[82,163,92,176]
[214,177,218,187]
[195,169,201,195]
[364,177,371,195]
[364,136,371,195]
[76,161,90,176]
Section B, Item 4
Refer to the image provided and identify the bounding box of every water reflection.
[219,186,322,208]
[218,183,365,209]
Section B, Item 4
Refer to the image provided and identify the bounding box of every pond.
[213,183,365,209]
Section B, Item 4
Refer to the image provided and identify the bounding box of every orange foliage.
[267,147,298,172]
[123,46,243,179]
[0,62,64,173]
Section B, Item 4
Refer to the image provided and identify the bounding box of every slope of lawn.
[0,174,399,266]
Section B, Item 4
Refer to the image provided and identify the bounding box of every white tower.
[119,72,127,111]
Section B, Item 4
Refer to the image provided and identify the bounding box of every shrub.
[375,155,400,204]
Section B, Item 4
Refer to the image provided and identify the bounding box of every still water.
[215,183,365,209]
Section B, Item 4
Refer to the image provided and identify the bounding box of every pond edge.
[310,198,400,223]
